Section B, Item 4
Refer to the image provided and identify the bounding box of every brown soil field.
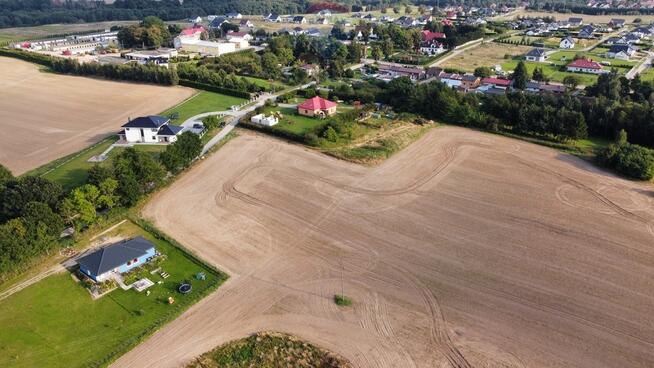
[116,127,654,368]
[0,57,195,175]
[441,43,532,72]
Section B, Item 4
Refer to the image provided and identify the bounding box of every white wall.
[124,127,159,143]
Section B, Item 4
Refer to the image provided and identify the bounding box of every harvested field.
[0,57,194,175]
[440,43,532,72]
[118,127,654,368]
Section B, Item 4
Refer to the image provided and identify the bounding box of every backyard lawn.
[266,107,327,136]
[160,91,246,123]
[501,59,599,85]
[242,76,287,92]
[0,221,227,368]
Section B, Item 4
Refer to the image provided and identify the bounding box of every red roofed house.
[421,30,446,42]
[566,58,604,74]
[481,77,512,89]
[297,96,338,118]
[180,24,206,37]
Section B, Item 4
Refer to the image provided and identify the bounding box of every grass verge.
[0,219,228,368]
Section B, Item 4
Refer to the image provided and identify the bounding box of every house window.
[152,136,156,140]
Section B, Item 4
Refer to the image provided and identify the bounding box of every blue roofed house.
[78,237,156,282]
[119,115,184,143]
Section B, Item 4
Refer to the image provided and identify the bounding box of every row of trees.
[598,130,654,180]
[51,58,179,85]
[176,63,261,93]
[0,125,208,279]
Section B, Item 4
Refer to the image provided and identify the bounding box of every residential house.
[77,237,157,282]
[297,96,338,118]
[608,18,626,28]
[560,36,576,49]
[226,31,253,41]
[226,12,242,19]
[568,17,583,27]
[300,63,319,76]
[420,40,446,55]
[239,19,254,29]
[209,16,228,29]
[438,73,463,88]
[188,15,202,23]
[363,14,377,22]
[377,64,426,81]
[624,33,641,44]
[316,18,329,25]
[481,77,512,89]
[173,24,206,48]
[305,28,322,37]
[293,16,307,24]
[578,25,595,39]
[119,115,184,143]
[317,9,332,17]
[266,13,282,23]
[605,36,626,45]
[524,48,547,62]
[380,15,395,23]
[251,113,278,126]
[607,44,636,59]
[566,58,605,74]
[460,74,481,90]
[421,30,446,42]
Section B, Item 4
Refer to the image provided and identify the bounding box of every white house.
[607,44,636,59]
[239,19,254,29]
[293,16,307,24]
[266,13,282,22]
[226,31,253,41]
[566,58,605,74]
[420,41,446,56]
[120,116,184,143]
[317,9,332,17]
[226,12,242,19]
[524,48,547,62]
[188,15,202,23]
[560,36,576,49]
[251,113,279,126]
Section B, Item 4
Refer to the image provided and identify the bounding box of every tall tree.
[512,61,529,90]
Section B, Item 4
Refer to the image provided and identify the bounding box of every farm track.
[115,126,654,368]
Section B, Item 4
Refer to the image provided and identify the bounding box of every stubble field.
[116,127,654,368]
[0,57,194,175]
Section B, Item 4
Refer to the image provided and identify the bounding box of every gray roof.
[609,44,634,53]
[526,48,546,57]
[122,115,169,128]
[78,237,155,276]
[158,124,184,136]
[209,17,228,28]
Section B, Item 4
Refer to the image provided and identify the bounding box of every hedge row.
[0,48,54,67]
[238,120,307,145]
[179,79,252,99]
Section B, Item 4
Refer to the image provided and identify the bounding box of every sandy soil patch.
[117,127,654,368]
[0,57,195,175]
[440,43,532,72]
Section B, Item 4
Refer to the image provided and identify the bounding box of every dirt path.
[114,127,654,368]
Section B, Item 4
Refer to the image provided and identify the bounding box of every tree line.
[0,130,204,281]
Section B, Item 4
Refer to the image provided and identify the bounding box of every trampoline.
[178,283,192,294]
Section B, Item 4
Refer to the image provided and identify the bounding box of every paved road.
[626,51,654,79]
[195,82,317,155]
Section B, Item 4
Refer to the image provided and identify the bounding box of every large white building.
[119,116,184,143]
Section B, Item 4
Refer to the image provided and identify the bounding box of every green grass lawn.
[501,59,600,85]
[161,91,246,123]
[38,137,117,191]
[640,67,654,82]
[33,90,244,190]
[547,50,637,68]
[0,221,227,368]
[242,76,287,92]
[266,107,328,137]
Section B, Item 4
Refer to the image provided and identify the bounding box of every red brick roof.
[298,96,338,110]
[180,25,206,36]
[567,58,603,69]
[421,30,446,42]
[481,77,512,86]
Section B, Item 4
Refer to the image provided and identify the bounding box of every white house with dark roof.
[226,11,242,19]
[560,36,576,49]
[78,237,156,282]
[525,48,547,62]
[119,115,184,143]
[607,44,636,59]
